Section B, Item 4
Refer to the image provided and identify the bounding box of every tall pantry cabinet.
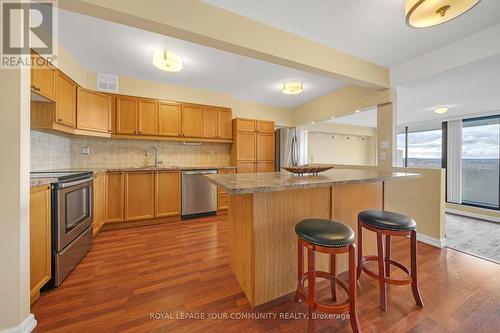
[231,118,275,173]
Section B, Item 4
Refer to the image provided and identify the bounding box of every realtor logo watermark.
[1,0,58,68]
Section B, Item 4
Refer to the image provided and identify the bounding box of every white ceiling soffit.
[325,108,377,128]
[204,0,500,67]
[56,8,346,108]
[397,54,500,125]
[391,24,500,87]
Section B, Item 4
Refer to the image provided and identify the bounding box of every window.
[396,126,442,168]
[407,129,442,168]
[461,116,500,209]
[396,129,406,167]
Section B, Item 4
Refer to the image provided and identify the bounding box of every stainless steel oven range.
[31,171,94,287]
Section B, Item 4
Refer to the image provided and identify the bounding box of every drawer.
[218,194,229,210]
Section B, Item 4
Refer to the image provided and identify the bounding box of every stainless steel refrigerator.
[275,128,308,171]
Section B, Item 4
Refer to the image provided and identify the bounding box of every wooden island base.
[228,182,383,307]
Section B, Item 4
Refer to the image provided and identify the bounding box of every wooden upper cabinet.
[106,172,124,223]
[182,104,203,138]
[158,101,182,137]
[155,171,181,217]
[55,71,77,128]
[235,118,256,132]
[76,87,112,133]
[256,120,275,133]
[237,131,256,161]
[116,95,139,134]
[125,172,155,221]
[218,108,233,139]
[31,53,55,101]
[138,99,158,135]
[257,132,275,161]
[202,106,218,138]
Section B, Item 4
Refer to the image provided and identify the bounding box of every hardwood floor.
[32,216,500,333]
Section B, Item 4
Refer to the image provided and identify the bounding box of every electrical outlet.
[82,147,90,155]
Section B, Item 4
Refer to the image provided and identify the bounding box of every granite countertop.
[205,168,420,194]
[30,178,56,188]
[30,166,237,187]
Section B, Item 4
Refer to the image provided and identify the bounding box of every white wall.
[308,131,376,166]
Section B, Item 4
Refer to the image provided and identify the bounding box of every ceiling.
[324,108,377,128]
[204,0,500,67]
[397,53,500,125]
[56,9,345,108]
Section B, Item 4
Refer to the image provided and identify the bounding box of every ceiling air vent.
[96,73,118,93]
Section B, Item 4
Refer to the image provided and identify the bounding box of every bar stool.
[295,218,360,333]
[357,210,424,311]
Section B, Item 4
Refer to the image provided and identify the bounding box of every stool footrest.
[297,270,350,312]
[360,255,412,285]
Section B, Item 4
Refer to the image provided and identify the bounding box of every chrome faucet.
[145,146,162,168]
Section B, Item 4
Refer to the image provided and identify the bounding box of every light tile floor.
[446,213,500,263]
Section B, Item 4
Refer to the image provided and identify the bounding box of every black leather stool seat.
[295,218,355,248]
[358,210,416,231]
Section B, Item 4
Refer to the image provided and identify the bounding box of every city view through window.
[397,116,500,209]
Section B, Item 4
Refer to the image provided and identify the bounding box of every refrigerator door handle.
[291,136,297,166]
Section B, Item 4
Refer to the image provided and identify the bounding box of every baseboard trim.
[446,208,500,224]
[0,314,36,333]
[417,233,446,248]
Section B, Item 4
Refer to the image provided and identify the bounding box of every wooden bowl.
[282,165,333,175]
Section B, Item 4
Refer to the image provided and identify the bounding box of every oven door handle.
[59,177,94,188]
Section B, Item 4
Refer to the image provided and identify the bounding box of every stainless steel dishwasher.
[181,169,217,219]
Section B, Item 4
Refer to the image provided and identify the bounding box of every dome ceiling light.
[405,0,481,28]
[153,50,183,72]
[434,107,449,114]
[282,81,304,95]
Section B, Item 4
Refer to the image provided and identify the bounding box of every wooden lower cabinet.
[155,171,181,217]
[92,173,106,236]
[257,161,275,173]
[106,172,124,223]
[125,172,155,221]
[217,168,236,210]
[237,161,256,174]
[30,185,51,304]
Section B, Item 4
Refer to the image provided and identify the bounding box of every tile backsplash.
[31,131,71,170]
[30,130,231,170]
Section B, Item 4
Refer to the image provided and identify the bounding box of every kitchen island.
[205,168,419,307]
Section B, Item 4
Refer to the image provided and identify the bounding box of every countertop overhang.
[205,169,420,194]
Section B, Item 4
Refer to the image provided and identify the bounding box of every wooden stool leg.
[410,230,424,307]
[307,247,316,333]
[385,235,391,277]
[376,231,387,311]
[356,220,363,280]
[349,244,361,333]
[295,239,304,302]
[330,253,337,302]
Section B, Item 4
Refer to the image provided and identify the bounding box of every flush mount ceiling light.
[434,107,449,114]
[405,0,481,28]
[153,50,183,72]
[282,81,304,95]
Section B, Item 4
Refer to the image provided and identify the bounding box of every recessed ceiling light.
[282,81,304,95]
[355,110,360,113]
[405,0,481,28]
[434,107,449,114]
[153,50,183,72]
[310,121,315,125]
[330,116,335,120]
